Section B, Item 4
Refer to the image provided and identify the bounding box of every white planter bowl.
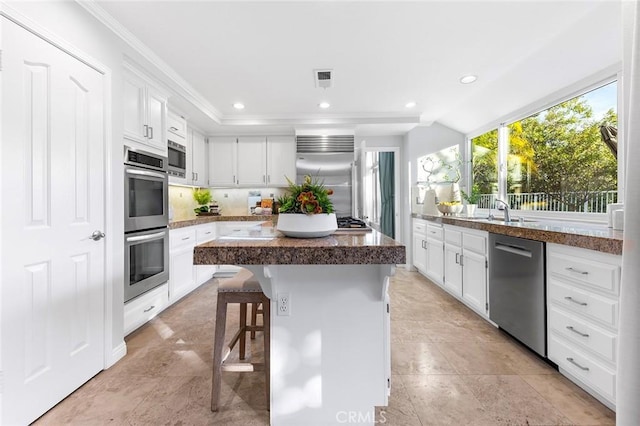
[277,213,337,238]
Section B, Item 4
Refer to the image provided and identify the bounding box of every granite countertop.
[169,215,277,230]
[193,222,406,265]
[413,213,623,255]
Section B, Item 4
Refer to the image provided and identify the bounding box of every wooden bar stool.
[211,268,270,412]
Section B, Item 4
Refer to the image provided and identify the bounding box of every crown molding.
[76,0,222,124]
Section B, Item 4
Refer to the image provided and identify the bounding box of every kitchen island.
[194,222,405,425]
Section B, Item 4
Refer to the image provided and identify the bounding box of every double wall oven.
[124,147,169,302]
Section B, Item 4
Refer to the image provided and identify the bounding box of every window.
[472,81,618,214]
[471,129,498,208]
[363,151,381,225]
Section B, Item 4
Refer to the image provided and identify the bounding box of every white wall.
[402,123,465,268]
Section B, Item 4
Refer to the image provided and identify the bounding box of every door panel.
[2,19,106,425]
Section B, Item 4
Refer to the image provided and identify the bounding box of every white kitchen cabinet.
[209,137,237,186]
[442,224,488,317]
[167,110,187,141]
[425,223,444,285]
[169,227,197,303]
[546,243,621,408]
[266,136,296,186]
[124,283,169,335]
[237,137,267,185]
[208,135,295,187]
[123,64,167,155]
[412,219,428,274]
[191,128,208,187]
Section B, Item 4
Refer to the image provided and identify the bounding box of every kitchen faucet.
[495,199,511,222]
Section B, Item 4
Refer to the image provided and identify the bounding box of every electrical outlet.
[277,293,290,316]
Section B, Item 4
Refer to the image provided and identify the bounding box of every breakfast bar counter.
[194,222,406,425]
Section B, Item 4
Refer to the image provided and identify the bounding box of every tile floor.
[35,268,615,425]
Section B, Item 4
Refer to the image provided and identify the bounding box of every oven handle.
[126,168,167,180]
[126,231,167,243]
[494,242,532,258]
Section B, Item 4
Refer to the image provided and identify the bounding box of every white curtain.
[617,2,640,425]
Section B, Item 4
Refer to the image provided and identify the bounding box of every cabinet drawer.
[426,224,443,241]
[548,251,620,295]
[124,283,169,335]
[196,224,216,244]
[167,111,187,140]
[548,305,617,364]
[444,227,462,245]
[548,333,615,401]
[413,220,426,234]
[548,278,618,329]
[170,227,197,250]
[463,233,486,255]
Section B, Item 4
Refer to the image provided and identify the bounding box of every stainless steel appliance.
[489,234,546,357]
[167,139,186,178]
[296,135,355,217]
[124,227,169,302]
[124,147,168,232]
[124,147,169,302]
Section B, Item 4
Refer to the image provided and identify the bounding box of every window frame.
[465,69,623,223]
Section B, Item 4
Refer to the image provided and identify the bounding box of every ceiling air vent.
[314,69,333,89]
[296,135,354,153]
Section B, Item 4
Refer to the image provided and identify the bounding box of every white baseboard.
[105,341,127,369]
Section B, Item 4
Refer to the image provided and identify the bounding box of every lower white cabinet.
[124,283,169,335]
[546,243,621,408]
[412,219,428,273]
[425,223,444,285]
[169,227,197,302]
[441,224,489,317]
[195,224,217,284]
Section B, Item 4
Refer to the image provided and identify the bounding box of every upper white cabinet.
[123,64,167,156]
[266,136,296,186]
[191,128,208,187]
[167,110,187,141]
[208,136,295,187]
[209,137,237,186]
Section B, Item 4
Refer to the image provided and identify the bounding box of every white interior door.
[1,18,106,425]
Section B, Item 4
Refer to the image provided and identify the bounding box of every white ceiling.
[94,1,622,136]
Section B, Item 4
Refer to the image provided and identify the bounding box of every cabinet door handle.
[233,175,236,184]
[182,236,191,241]
[143,124,149,138]
[195,172,198,181]
[566,267,589,275]
[170,126,178,131]
[268,175,271,184]
[149,126,154,140]
[564,296,588,306]
[143,305,156,313]
[459,254,464,267]
[263,175,266,183]
[455,252,459,264]
[566,326,589,338]
[566,357,589,371]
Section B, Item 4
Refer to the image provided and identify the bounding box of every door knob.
[91,230,105,241]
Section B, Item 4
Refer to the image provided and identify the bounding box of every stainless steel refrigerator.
[296,152,354,217]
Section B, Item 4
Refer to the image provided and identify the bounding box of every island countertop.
[193,222,406,265]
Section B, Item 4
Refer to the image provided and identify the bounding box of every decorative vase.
[466,204,477,218]
[449,182,462,203]
[276,213,337,238]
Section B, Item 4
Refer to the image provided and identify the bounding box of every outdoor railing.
[477,190,618,213]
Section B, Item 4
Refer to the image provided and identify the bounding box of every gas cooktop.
[337,217,369,229]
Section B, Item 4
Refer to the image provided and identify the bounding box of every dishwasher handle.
[494,242,533,258]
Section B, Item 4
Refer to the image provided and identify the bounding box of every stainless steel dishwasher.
[489,233,546,357]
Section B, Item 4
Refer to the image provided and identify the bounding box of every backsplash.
[169,186,199,221]
[210,188,286,216]
[169,185,287,219]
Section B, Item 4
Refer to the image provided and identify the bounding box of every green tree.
[518,97,617,211]
[471,129,498,195]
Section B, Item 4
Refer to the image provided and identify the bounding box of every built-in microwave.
[167,139,186,178]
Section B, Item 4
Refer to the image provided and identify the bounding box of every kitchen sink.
[467,217,537,223]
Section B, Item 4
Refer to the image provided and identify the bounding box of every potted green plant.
[461,185,481,217]
[193,188,212,215]
[276,175,337,238]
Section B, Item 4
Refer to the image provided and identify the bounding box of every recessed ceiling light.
[319,102,330,109]
[459,75,477,84]
[405,101,417,108]
[233,102,245,110]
